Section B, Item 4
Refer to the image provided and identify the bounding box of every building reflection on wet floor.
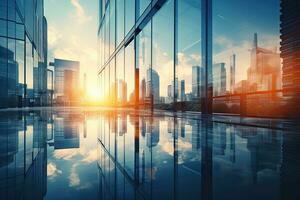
[0,108,299,200]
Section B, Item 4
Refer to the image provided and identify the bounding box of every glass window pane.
[125,0,135,35]
[116,48,125,104]
[136,21,151,107]
[0,37,8,107]
[152,0,174,107]
[16,40,25,98]
[125,40,135,105]
[138,0,151,17]
[109,0,116,55]
[8,39,17,101]
[176,0,202,111]
[16,23,24,40]
[0,0,8,19]
[8,21,16,38]
[212,0,281,116]
[0,19,7,37]
[110,58,116,104]
[26,35,33,98]
[116,0,124,46]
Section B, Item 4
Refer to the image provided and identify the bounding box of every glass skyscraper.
[0,0,48,108]
[97,0,297,117]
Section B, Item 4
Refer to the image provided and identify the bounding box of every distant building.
[172,78,179,99]
[49,58,80,104]
[213,63,226,96]
[246,33,281,92]
[147,68,160,104]
[178,80,185,102]
[230,54,236,94]
[192,66,202,98]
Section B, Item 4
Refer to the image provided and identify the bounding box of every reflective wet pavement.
[0,107,299,200]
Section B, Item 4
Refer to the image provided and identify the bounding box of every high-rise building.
[213,63,226,96]
[230,54,236,94]
[179,80,186,102]
[0,0,47,108]
[280,0,300,96]
[247,33,281,92]
[192,66,202,99]
[147,68,160,104]
[49,58,80,104]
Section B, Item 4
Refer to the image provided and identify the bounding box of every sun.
[86,87,101,102]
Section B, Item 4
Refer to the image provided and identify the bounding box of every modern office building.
[97,0,294,116]
[192,66,202,99]
[280,0,300,97]
[0,0,48,108]
[49,58,80,104]
[213,63,226,96]
[178,80,186,102]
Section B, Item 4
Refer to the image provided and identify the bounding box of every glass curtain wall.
[98,0,286,117]
[0,0,46,108]
[0,0,25,108]
[212,0,281,116]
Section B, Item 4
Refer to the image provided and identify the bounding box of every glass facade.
[98,0,296,118]
[0,0,48,108]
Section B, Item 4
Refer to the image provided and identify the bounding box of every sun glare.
[86,87,101,102]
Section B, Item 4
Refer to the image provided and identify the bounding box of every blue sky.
[45,0,99,97]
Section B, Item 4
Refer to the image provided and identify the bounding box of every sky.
[45,0,99,99]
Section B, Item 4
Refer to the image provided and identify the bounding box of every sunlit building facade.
[98,0,296,117]
[280,0,300,97]
[0,0,48,108]
[49,58,80,105]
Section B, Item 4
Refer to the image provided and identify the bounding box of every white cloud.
[70,0,92,23]
[47,162,62,179]
[69,164,80,187]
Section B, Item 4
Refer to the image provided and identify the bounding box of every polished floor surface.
[0,107,299,200]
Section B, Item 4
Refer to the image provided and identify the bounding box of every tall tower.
[253,32,258,48]
[230,54,236,93]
